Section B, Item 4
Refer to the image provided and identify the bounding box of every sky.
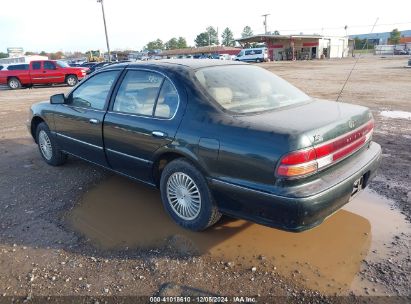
[0,0,410,53]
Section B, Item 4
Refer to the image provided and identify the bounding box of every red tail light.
[277,120,374,178]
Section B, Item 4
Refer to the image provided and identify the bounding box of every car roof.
[104,59,247,71]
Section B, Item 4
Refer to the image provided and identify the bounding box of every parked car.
[394,49,408,55]
[236,47,268,62]
[80,61,112,74]
[28,60,381,232]
[219,53,233,60]
[0,60,89,89]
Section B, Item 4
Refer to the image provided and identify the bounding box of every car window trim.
[66,68,124,111]
[108,67,180,121]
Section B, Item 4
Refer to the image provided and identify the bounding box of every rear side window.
[32,62,41,70]
[154,79,179,118]
[8,64,29,70]
[113,70,164,116]
[70,70,120,110]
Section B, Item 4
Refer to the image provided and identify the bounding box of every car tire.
[36,122,67,166]
[160,159,222,231]
[8,77,21,90]
[66,75,78,87]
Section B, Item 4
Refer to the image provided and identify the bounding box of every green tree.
[0,52,8,59]
[25,51,37,55]
[49,51,64,60]
[177,37,188,49]
[241,26,253,38]
[145,39,164,51]
[195,32,210,47]
[165,37,178,50]
[221,27,235,46]
[389,28,401,45]
[206,26,219,45]
[39,51,48,56]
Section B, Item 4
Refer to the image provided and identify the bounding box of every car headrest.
[208,87,233,105]
[155,104,170,118]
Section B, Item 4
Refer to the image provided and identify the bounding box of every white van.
[235,47,268,62]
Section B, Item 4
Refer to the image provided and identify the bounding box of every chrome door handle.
[89,118,100,124]
[152,131,166,138]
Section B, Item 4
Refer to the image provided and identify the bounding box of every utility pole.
[262,14,270,34]
[97,0,111,62]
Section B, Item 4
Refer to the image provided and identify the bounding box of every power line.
[273,21,411,33]
[336,17,379,102]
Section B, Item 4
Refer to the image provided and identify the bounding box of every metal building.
[236,34,350,61]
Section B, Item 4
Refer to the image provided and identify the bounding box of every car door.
[43,61,64,83]
[103,68,183,182]
[29,61,44,83]
[53,69,122,165]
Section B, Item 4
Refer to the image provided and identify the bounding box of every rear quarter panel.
[0,70,32,85]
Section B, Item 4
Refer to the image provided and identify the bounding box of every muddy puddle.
[68,175,411,294]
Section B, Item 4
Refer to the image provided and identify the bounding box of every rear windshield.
[195,65,310,113]
[7,64,29,70]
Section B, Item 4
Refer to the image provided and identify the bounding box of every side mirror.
[50,93,66,104]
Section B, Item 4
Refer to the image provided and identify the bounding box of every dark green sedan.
[28,60,381,232]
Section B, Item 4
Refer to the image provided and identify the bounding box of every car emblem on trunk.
[313,134,323,142]
[348,120,356,128]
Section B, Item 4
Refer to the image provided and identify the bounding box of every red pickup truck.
[0,60,88,89]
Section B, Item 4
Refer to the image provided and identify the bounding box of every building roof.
[349,30,411,41]
[236,34,323,43]
[159,46,240,56]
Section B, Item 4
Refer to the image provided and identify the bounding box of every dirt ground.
[0,56,410,303]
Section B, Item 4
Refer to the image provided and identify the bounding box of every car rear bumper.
[209,141,382,232]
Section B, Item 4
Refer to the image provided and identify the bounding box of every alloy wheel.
[39,130,53,160]
[166,172,201,220]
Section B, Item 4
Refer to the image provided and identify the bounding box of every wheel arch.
[30,116,45,143]
[151,148,208,188]
[65,74,77,81]
[7,76,21,82]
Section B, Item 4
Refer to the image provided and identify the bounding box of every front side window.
[44,61,56,70]
[113,70,164,116]
[70,70,120,110]
[195,65,310,114]
[32,62,41,70]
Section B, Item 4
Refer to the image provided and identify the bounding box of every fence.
[374,44,410,55]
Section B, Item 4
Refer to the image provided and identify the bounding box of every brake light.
[276,120,374,178]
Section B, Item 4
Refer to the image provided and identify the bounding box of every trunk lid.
[234,99,374,178]
[235,99,372,148]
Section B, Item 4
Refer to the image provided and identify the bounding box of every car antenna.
[336,17,379,102]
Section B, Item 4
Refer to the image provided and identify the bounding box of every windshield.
[195,65,310,114]
[56,61,70,68]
